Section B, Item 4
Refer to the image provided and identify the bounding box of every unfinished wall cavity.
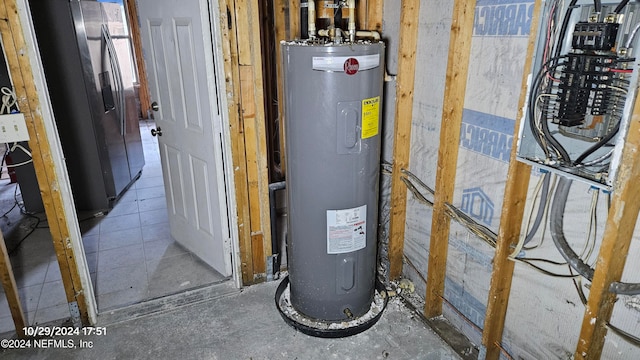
[383,0,640,358]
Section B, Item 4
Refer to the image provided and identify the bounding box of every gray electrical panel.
[516,1,640,188]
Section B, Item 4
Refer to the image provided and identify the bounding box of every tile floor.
[0,119,228,334]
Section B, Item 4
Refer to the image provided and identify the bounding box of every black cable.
[594,0,602,13]
[606,322,640,347]
[515,258,579,278]
[532,60,567,159]
[573,120,621,166]
[553,0,579,60]
[1,201,17,218]
[569,266,589,305]
[528,56,572,162]
[333,0,343,29]
[517,257,567,266]
[7,215,40,255]
[614,0,630,14]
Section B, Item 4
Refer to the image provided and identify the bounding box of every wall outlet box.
[0,113,29,143]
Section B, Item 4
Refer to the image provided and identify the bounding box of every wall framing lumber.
[480,2,542,359]
[274,0,288,176]
[0,230,25,337]
[356,0,367,30]
[424,0,476,318]
[388,0,420,280]
[574,84,640,359]
[366,0,383,32]
[232,0,272,282]
[289,0,300,40]
[0,0,89,325]
[124,0,151,117]
[219,0,253,284]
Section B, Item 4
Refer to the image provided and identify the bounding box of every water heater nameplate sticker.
[326,205,367,254]
[361,96,380,139]
[312,55,379,72]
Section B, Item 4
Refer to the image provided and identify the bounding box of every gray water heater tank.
[282,41,384,321]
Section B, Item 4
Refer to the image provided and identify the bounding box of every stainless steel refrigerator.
[29,0,144,210]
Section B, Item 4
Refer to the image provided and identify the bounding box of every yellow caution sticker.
[361,96,380,139]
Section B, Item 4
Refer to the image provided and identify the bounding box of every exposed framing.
[387,0,421,280]
[3,0,635,355]
[0,0,94,326]
[424,0,476,318]
[480,1,541,359]
[574,88,640,358]
[0,230,25,336]
[222,0,272,284]
[124,0,152,117]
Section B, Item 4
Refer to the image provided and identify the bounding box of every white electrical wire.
[523,174,558,251]
[625,22,640,49]
[4,159,33,167]
[10,143,31,157]
[0,87,18,114]
[607,85,628,94]
[579,188,599,265]
[510,173,546,258]
[579,148,613,167]
[535,93,559,158]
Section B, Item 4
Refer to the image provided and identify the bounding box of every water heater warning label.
[361,97,380,139]
[327,205,367,254]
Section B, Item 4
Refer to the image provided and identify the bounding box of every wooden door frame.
[203,0,243,288]
[2,0,97,326]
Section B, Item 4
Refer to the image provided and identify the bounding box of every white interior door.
[138,0,232,276]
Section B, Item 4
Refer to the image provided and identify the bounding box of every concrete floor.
[0,281,461,359]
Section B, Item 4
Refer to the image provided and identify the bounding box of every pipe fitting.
[355,30,381,41]
[348,0,356,42]
[308,0,317,39]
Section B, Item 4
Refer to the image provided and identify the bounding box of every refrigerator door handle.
[102,25,126,136]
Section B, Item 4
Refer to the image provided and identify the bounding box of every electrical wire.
[607,85,629,94]
[625,22,640,49]
[606,322,640,347]
[510,173,551,258]
[0,87,19,114]
[524,174,558,251]
[570,266,589,305]
[401,169,435,196]
[580,149,613,167]
[398,168,497,248]
[579,188,599,266]
[7,213,41,255]
[573,120,620,166]
[444,203,498,249]
[4,159,33,168]
[513,257,580,278]
[550,176,640,294]
[1,201,17,218]
[594,0,602,13]
[550,177,596,280]
[528,57,572,162]
[554,0,579,60]
[614,0,630,14]
[401,177,433,207]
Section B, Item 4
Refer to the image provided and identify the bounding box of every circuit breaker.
[516,1,640,188]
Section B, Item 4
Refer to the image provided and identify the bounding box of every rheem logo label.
[344,58,359,75]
